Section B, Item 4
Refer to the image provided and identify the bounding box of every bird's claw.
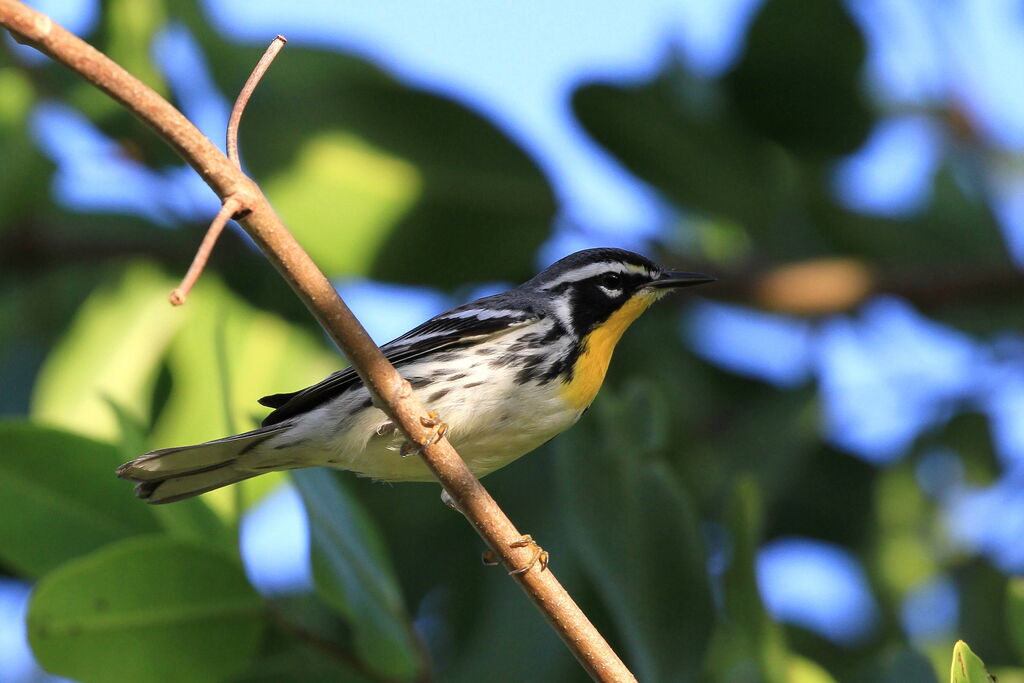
[482,534,549,575]
[400,411,448,457]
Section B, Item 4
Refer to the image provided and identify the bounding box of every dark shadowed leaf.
[1005,580,1024,663]
[0,68,52,231]
[292,469,422,679]
[810,168,1010,269]
[0,420,160,577]
[856,648,939,683]
[707,476,789,683]
[556,382,715,681]
[224,47,556,288]
[573,68,798,242]
[724,0,871,159]
[575,67,1002,270]
[27,535,265,683]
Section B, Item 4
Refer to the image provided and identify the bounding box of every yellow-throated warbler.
[118,248,714,503]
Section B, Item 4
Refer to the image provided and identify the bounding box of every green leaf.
[262,131,422,277]
[0,66,51,231]
[106,396,232,548]
[0,420,160,577]
[101,0,169,98]
[707,476,788,683]
[573,68,795,237]
[858,648,939,683]
[31,263,185,441]
[28,535,265,683]
[292,469,422,679]
[788,656,837,683]
[810,168,1011,269]
[951,641,995,683]
[148,274,337,518]
[234,47,556,287]
[724,0,871,158]
[1006,579,1024,661]
[555,383,715,682]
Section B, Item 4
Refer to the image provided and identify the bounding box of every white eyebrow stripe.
[539,261,652,290]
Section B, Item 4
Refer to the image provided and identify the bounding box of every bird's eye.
[599,273,623,290]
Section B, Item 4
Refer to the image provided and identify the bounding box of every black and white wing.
[258,300,543,426]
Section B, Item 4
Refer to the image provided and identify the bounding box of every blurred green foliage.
[1,0,1021,681]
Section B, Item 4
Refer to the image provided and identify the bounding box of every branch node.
[395,378,413,402]
[169,196,242,306]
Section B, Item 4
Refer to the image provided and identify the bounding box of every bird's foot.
[399,411,448,457]
[482,534,549,575]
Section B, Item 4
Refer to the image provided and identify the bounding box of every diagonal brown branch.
[0,2,637,681]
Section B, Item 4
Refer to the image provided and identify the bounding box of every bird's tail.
[116,424,291,504]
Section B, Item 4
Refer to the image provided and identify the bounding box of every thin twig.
[168,36,285,305]
[0,4,637,680]
[227,35,286,168]
[168,196,239,305]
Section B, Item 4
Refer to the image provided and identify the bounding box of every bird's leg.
[399,411,448,457]
[481,534,550,575]
[440,488,461,512]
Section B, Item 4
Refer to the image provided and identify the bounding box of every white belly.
[237,353,584,482]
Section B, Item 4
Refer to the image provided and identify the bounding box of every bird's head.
[524,248,715,337]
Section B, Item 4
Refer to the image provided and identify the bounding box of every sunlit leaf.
[788,656,838,683]
[263,131,422,277]
[148,274,338,518]
[28,535,264,683]
[0,420,160,577]
[106,396,231,548]
[30,263,184,441]
[292,469,422,680]
[951,641,995,683]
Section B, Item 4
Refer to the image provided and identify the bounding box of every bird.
[117,248,714,504]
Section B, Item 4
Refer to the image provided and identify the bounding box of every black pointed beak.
[649,270,716,289]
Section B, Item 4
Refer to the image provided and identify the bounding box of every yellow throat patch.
[559,291,659,410]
